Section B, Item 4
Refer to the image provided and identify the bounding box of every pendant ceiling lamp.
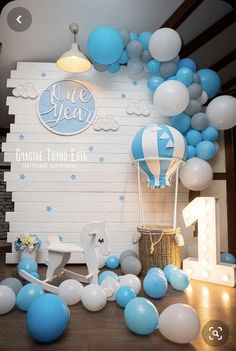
[57,23,91,73]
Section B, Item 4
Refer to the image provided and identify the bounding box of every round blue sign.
[38,80,96,135]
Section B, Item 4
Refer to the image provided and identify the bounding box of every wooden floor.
[0,247,235,351]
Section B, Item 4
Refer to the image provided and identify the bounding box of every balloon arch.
[87,26,236,192]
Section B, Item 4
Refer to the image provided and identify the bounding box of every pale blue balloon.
[178,58,197,72]
[221,252,236,264]
[186,129,202,146]
[147,267,165,276]
[186,145,196,159]
[147,59,160,74]
[196,141,216,160]
[115,286,136,308]
[197,69,221,99]
[17,258,38,273]
[169,270,190,291]
[138,31,152,50]
[176,67,194,86]
[129,32,138,41]
[118,49,129,64]
[201,126,219,142]
[147,76,165,92]
[98,271,119,284]
[16,283,44,311]
[172,112,191,133]
[108,62,120,73]
[124,297,159,335]
[105,255,120,269]
[163,264,178,282]
[143,273,168,298]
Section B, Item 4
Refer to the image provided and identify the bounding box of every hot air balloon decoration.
[130,124,187,189]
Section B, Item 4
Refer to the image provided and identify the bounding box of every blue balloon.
[138,31,152,50]
[186,129,202,146]
[187,145,196,159]
[163,264,178,282]
[88,26,123,65]
[169,270,190,291]
[124,297,158,335]
[105,255,120,269]
[18,258,38,273]
[147,267,165,276]
[27,294,70,343]
[178,58,197,72]
[115,286,136,308]
[147,59,160,74]
[129,32,138,41]
[197,69,221,99]
[221,252,236,264]
[16,283,44,311]
[108,62,120,73]
[196,141,216,160]
[167,75,177,80]
[172,112,191,133]
[176,67,194,86]
[201,126,219,142]
[118,49,129,64]
[147,76,165,92]
[143,273,168,298]
[28,271,41,280]
[98,271,119,284]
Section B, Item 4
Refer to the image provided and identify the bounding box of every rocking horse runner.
[19,221,111,294]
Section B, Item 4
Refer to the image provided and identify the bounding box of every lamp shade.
[57,43,91,73]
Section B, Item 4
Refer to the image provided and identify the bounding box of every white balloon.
[100,277,120,301]
[198,90,208,105]
[206,95,236,130]
[149,28,182,62]
[59,279,84,306]
[154,80,190,116]
[95,248,106,269]
[119,274,141,294]
[81,284,107,312]
[180,157,213,191]
[0,285,16,314]
[159,303,200,344]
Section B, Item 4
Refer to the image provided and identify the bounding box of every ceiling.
[0,0,235,128]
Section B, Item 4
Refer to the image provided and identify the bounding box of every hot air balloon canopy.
[131,124,187,188]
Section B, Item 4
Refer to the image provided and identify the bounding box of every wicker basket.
[137,225,182,275]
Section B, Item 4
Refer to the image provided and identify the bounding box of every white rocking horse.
[19,221,111,294]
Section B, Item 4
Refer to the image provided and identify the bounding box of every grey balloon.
[1,277,22,295]
[121,256,142,276]
[141,50,152,63]
[126,40,143,58]
[160,62,177,78]
[119,29,130,47]
[172,55,180,64]
[127,58,144,74]
[120,249,138,263]
[93,63,108,72]
[193,73,200,83]
[188,83,202,100]
[185,99,202,116]
[191,112,209,131]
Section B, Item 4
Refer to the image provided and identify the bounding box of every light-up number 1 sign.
[183,197,236,287]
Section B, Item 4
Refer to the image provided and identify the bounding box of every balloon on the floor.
[1,277,22,295]
[81,284,107,312]
[27,293,70,343]
[16,283,44,311]
[159,303,200,344]
[169,270,190,291]
[100,277,120,301]
[115,286,136,308]
[17,258,38,274]
[120,256,142,276]
[105,255,120,269]
[98,271,119,284]
[163,264,178,282]
[143,272,168,298]
[124,297,159,335]
[119,274,141,295]
[58,279,84,306]
[120,250,138,263]
[0,285,16,315]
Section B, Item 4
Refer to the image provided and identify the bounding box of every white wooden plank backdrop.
[3,63,191,263]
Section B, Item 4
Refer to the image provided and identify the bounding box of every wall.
[3,63,191,263]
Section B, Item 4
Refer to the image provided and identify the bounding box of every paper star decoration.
[19,174,26,180]
[119,194,126,202]
[99,156,104,162]
[121,93,126,99]
[41,72,47,78]
[59,235,64,241]
[46,206,52,212]
[132,81,138,86]
[70,174,76,180]
[18,134,25,141]
[88,145,94,152]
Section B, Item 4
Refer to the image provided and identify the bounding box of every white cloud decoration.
[13,82,38,99]
[93,114,119,131]
[126,100,150,116]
